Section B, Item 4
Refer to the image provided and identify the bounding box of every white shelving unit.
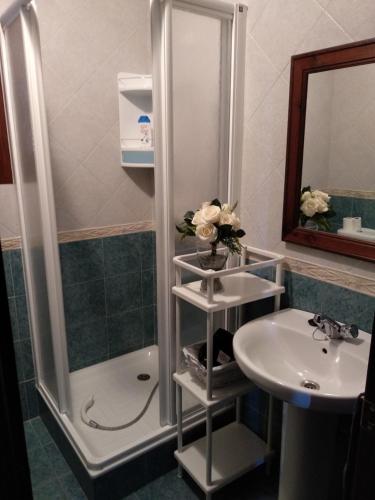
[172,245,284,499]
[118,73,154,168]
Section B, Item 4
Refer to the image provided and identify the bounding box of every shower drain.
[137,373,151,381]
[301,379,320,390]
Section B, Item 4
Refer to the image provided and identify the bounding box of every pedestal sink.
[233,308,370,500]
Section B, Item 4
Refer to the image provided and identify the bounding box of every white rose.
[316,199,329,213]
[219,211,234,226]
[201,205,221,224]
[196,223,218,242]
[191,210,203,225]
[221,203,231,213]
[301,197,320,217]
[201,201,211,209]
[301,191,312,202]
[312,190,330,202]
[232,214,241,230]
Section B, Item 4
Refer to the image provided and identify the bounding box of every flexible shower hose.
[80,382,159,431]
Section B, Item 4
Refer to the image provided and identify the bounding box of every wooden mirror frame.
[282,39,375,262]
[0,73,12,184]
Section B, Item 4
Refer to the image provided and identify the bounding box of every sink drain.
[301,380,320,390]
[137,373,151,381]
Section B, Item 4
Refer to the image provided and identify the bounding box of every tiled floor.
[24,417,85,499]
[24,417,278,500]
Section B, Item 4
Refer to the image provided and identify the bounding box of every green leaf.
[183,211,195,223]
[325,209,336,219]
[300,213,308,226]
[301,186,311,194]
[218,225,233,239]
[312,214,331,231]
[211,198,222,208]
[236,229,246,238]
[231,201,238,212]
[176,223,196,237]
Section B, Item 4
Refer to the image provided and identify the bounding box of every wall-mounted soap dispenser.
[118,73,154,168]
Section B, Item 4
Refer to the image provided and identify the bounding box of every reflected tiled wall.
[3,230,156,420]
[329,195,375,233]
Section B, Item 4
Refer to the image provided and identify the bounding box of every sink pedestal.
[279,403,340,500]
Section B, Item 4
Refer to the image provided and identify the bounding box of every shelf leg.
[176,297,182,373]
[176,384,183,479]
[177,465,182,479]
[206,408,213,487]
[176,384,183,451]
[266,394,274,475]
[206,312,214,401]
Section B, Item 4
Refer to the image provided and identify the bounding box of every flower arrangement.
[300,186,335,231]
[176,199,246,255]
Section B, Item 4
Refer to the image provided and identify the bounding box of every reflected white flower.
[312,190,330,202]
[316,199,329,213]
[301,197,320,217]
[301,191,312,202]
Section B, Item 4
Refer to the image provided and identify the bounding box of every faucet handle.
[308,313,322,327]
[340,324,359,338]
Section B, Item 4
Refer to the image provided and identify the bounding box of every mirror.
[283,39,375,262]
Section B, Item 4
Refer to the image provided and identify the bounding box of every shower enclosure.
[0,0,246,475]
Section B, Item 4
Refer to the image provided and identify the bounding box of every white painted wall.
[240,0,375,279]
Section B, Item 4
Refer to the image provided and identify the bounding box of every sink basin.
[233,308,370,413]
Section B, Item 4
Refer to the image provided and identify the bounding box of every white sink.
[233,308,370,413]
[234,308,371,500]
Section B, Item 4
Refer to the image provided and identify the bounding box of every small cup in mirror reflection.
[353,217,362,231]
[343,217,355,231]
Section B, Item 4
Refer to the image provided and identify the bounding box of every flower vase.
[197,243,228,293]
[304,219,319,231]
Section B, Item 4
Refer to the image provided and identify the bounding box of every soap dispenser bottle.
[138,115,152,147]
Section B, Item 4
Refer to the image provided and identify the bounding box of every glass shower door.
[171,4,232,359]
[152,0,246,425]
[0,4,71,414]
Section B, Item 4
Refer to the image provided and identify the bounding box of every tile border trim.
[326,188,375,200]
[284,256,375,297]
[1,221,155,250]
[3,226,374,297]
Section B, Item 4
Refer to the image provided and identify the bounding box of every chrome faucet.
[309,313,359,340]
